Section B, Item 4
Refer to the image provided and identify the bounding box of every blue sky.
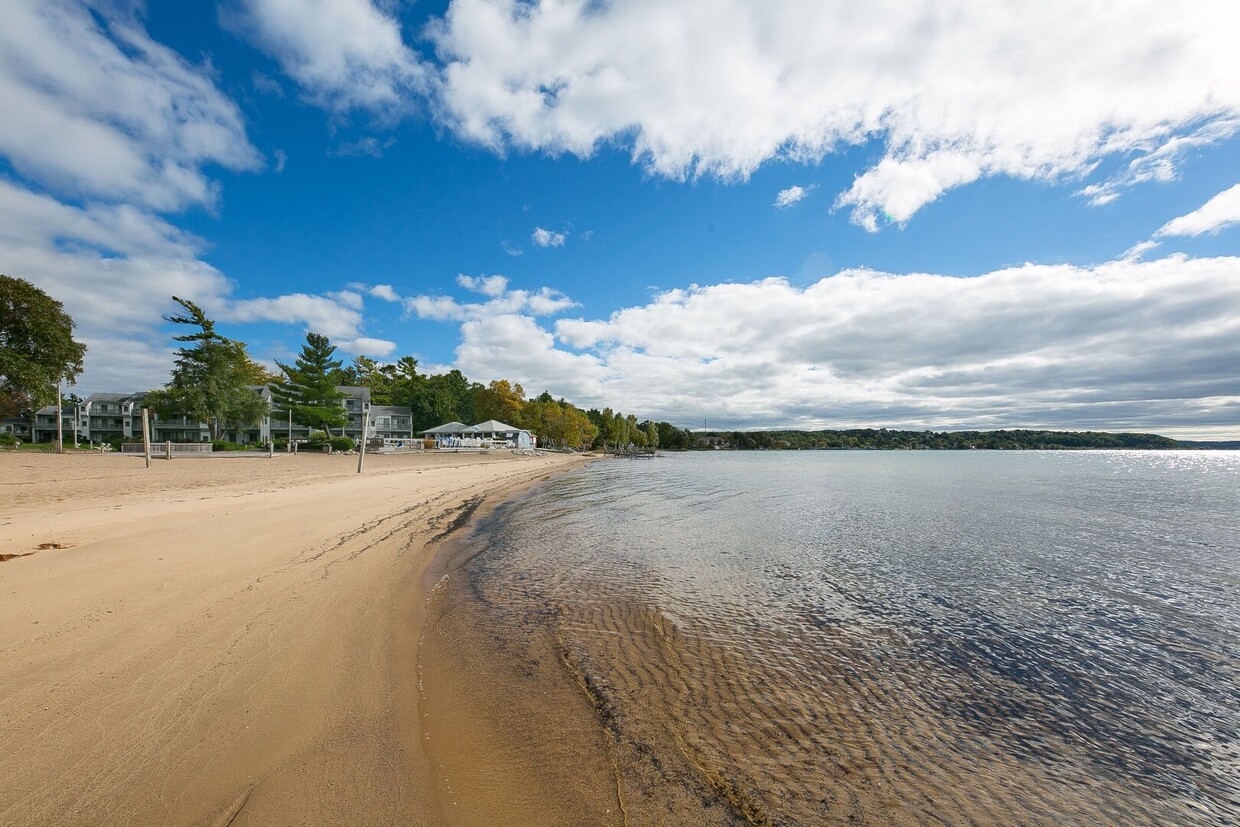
[2,1,1239,437]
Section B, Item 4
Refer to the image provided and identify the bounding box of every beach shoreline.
[0,449,594,826]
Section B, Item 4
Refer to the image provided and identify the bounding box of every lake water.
[422,451,1239,825]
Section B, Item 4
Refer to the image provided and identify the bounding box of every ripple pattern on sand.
[432,451,1240,826]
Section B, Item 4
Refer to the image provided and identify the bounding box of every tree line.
[703,428,1181,450]
[92,293,694,450]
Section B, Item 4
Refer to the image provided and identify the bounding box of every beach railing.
[121,442,214,455]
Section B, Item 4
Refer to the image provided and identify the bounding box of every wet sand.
[0,449,592,826]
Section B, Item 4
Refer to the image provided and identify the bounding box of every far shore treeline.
[696,429,1198,451]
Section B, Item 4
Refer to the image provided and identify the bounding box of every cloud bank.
[427,0,1240,229]
[223,0,427,115]
[441,256,1240,437]
[0,0,260,211]
[0,2,393,390]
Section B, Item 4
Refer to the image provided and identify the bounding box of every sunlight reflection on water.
[461,451,1239,825]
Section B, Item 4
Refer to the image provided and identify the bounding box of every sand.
[0,449,592,826]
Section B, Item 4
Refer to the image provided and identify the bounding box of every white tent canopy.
[468,420,519,436]
[421,421,470,435]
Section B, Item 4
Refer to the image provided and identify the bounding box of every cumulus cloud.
[336,336,397,357]
[326,289,364,310]
[427,0,1240,229]
[436,256,1240,436]
[774,185,812,208]
[455,314,609,401]
[219,293,366,340]
[0,0,260,211]
[1154,183,1240,238]
[404,275,576,321]
[223,0,427,116]
[457,274,510,296]
[0,179,387,391]
[531,226,567,247]
[368,283,401,302]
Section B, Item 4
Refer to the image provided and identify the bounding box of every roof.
[470,419,520,433]
[422,421,470,434]
[369,405,412,415]
[84,392,134,403]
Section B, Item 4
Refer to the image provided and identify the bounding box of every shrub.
[329,436,354,452]
[210,439,246,451]
[0,432,17,447]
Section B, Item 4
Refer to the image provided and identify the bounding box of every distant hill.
[692,428,1223,450]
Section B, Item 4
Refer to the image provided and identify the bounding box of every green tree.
[145,297,267,440]
[0,275,87,417]
[472,379,525,425]
[272,333,349,436]
[343,355,385,398]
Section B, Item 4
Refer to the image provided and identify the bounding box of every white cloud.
[427,0,1240,229]
[337,336,397,357]
[501,240,524,256]
[1154,183,1240,238]
[1122,240,1161,260]
[436,256,1240,435]
[368,283,401,302]
[223,0,427,116]
[455,314,608,400]
[457,274,510,296]
[405,276,576,321]
[531,226,567,247]
[326,289,364,309]
[221,293,365,340]
[774,185,812,208]
[1076,119,1240,207]
[0,0,259,211]
[0,179,387,391]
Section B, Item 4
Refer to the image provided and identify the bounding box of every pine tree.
[146,297,268,440]
[272,333,348,436]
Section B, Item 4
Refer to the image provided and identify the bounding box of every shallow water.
[422,451,1240,825]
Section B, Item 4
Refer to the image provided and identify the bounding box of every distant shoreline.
[682,428,1238,451]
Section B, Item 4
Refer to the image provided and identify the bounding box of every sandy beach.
[0,449,591,826]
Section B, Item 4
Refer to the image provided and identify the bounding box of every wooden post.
[287,408,293,453]
[55,384,63,454]
[141,408,152,468]
[165,440,172,460]
[357,410,369,474]
[268,440,274,459]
